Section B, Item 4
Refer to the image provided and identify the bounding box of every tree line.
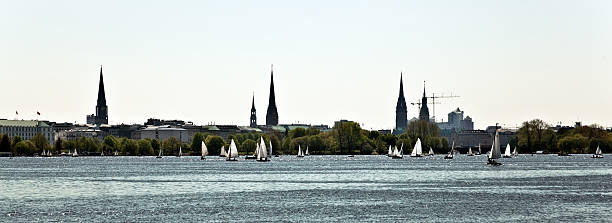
[516,119,612,154]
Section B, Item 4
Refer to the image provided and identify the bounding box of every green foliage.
[12,135,22,148]
[102,136,119,154]
[151,139,161,154]
[31,133,51,153]
[335,122,363,154]
[54,138,63,152]
[14,140,36,156]
[557,134,589,153]
[191,132,207,154]
[240,139,257,155]
[0,134,11,153]
[162,137,182,156]
[205,135,225,156]
[137,139,154,156]
[123,139,139,155]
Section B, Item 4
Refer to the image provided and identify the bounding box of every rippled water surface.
[1,155,611,222]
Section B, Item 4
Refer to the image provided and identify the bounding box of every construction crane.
[409,101,440,110]
[428,93,460,122]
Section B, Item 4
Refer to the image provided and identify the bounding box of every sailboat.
[177,146,183,157]
[592,145,603,158]
[245,143,258,160]
[41,149,46,157]
[156,148,163,158]
[476,144,482,155]
[72,149,79,157]
[391,144,403,159]
[410,138,423,157]
[201,141,208,160]
[257,137,270,162]
[512,147,518,156]
[428,147,434,156]
[444,142,454,159]
[226,139,239,161]
[101,150,104,156]
[503,144,512,158]
[305,146,310,156]
[297,145,305,158]
[271,141,278,157]
[219,146,227,157]
[387,145,393,157]
[467,147,474,156]
[114,151,118,156]
[487,130,503,166]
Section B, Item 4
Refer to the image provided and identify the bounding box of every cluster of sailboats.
[41,148,120,157]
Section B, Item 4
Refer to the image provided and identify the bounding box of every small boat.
[226,139,239,161]
[487,130,503,166]
[245,143,258,160]
[475,144,482,155]
[156,148,163,158]
[114,151,118,156]
[558,152,571,156]
[512,147,518,156]
[72,149,79,157]
[387,145,393,157]
[391,144,403,159]
[201,141,208,160]
[427,147,434,156]
[101,150,104,157]
[297,145,305,158]
[269,140,274,158]
[444,142,454,159]
[177,146,183,157]
[467,147,474,156]
[410,138,423,157]
[219,146,227,157]
[305,146,310,156]
[592,145,603,158]
[503,144,512,158]
[256,137,270,162]
[347,155,355,157]
[41,149,46,157]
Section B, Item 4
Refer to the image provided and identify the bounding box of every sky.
[1,0,611,130]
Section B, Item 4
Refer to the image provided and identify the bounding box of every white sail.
[595,146,602,155]
[158,148,162,157]
[259,137,268,159]
[489,130,502,159]
[114,151,118,156]
[468,147,473,155]
[478,144,482,154]
[306,146,309,156]
[41,149,46,156]
[269,140,273,157]
[227,139,238,159]
[411,138,422,156]
[398,144,404,158]
[392,146,399,157]
[504,144,512,157]
[178,146,183,157]
[254,143,260,157]
[298,145,303,156]
[73,149,78,157]
[512,147,518,156]
[429,147,434,156]
[201,141,208,157]
[388,145,393,156]
[220,146,227,157]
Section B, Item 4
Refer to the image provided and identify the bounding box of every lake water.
[1,155,611,222]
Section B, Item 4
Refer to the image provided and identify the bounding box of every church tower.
[395,73,407,134]
[266,65,279,126]
[419,81,430,122]
[250,94,257,127]
[89,65,108,125]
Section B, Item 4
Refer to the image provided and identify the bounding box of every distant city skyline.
[1,0,611,130]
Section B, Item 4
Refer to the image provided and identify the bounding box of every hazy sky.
[1,0,611,130]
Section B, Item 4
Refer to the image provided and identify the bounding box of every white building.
[132,126,189,143]
[0,120,55,145]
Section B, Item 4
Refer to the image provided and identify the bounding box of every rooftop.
[0,120,50,127]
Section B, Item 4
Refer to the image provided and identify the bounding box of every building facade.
[250,95,257,127]
[0,120,55,146]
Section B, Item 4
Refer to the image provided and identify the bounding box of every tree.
[558,134,588,154]
[123,139,139,155]
[241,139,257,155]
[0,134,11,153]
[137,139,154,156]
[335,122,363,154]
[102,136,119,154]
[268,134,281,155]
[14,140,36,156]
[11,135,22,148]
[31,133,50,154]
[206,135,225,156]
[151,139,161,155]
[54,137,63,152]
[162,137,182,156]
[518,119,553,153]
[191,132,207,154]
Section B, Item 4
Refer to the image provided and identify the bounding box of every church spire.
[266,64,279,126]
[395,72,407,134]
[250,92,257,127]
[419,80,430,122]
[97,65,106,106]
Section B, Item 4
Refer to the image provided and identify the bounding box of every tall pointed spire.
[395,72,407,134]
[419,80,430,122]
[89,65,109,125]
[266,64,279,126]
[97,65,106,106]
[250,92,257,127]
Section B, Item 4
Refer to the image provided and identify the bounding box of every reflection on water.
[1,155,611,222]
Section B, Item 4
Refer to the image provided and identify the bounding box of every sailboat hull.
[200,156,206,160]
[410,155,422,157]
[245,156,257,160]
[486,159,502,166]
[592,155,604,158]
[391,156,403,159]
